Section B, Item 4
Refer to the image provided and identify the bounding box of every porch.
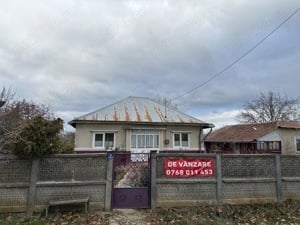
[205,141,281,154]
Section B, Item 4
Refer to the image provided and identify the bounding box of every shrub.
[10,116,63,159]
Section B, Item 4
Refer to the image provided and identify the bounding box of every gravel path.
[109,209,149,225]
[115,167,134,187]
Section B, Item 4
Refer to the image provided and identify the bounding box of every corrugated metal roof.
[74,96,209,124]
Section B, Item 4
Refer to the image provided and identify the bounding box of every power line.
[171,7,300,102]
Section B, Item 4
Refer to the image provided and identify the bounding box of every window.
[173,132,189,148]
[257,142,267,150]
[268,141,280,150]
[93,132,115,149]
[296,138,300,152]
[131,130,159,149]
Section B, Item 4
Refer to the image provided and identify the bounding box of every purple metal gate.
[112,152,151,209]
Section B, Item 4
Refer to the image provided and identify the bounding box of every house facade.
[204,121,300,154]
[69,97,214,154]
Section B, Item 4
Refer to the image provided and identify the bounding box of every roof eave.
[205,139,256,143]
[68,119,214,128]
[68,120,77,128]
[201,123,215,129]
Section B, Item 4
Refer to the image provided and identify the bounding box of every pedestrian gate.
[112,152,151,209]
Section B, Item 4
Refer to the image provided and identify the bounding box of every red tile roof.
[277,120,300,129]
[205,121,300,143]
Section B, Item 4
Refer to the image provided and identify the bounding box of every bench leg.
[85,202,88,213]
[45,206,49,217]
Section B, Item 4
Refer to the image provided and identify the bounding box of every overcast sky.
[1,1,299,131]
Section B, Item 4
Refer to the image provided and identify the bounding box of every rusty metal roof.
[70,96,213,126]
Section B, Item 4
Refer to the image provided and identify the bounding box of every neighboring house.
[69,96,214,154]
[204,121,300,154]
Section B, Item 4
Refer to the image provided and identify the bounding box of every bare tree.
[0,88,52,153]
[238,91,300,123]
[0,87,15,106]
[59,131,75,153]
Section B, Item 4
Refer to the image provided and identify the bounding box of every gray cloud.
[0,0,299,130]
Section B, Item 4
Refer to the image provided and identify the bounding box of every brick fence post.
[26,158,40,216]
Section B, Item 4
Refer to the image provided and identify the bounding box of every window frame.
[173,132,190,149]
[268,141,280,151]
[92,132,115,149]
[130,129,159,150]
[257,141,267,150]
[295,137,300,152]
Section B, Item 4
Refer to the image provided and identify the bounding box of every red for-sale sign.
[164,158,214,177]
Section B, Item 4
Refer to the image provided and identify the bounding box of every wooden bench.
[45,198,89,217]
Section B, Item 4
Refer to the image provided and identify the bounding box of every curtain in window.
[131,130,159,149]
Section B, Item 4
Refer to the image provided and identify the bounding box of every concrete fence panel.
[153,153,218,207]
[221,155,277,204]
[34,155,108,212]
[151,153,300,208]
[0,154,110,214]
[0,155,31,212]
[281,155,300,200]
[1,153,300,213]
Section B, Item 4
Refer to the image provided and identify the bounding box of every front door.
[112,152,151,209]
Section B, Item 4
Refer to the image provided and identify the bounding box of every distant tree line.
[0,87,74,158]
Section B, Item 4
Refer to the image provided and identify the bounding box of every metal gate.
[112,152,151,209]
